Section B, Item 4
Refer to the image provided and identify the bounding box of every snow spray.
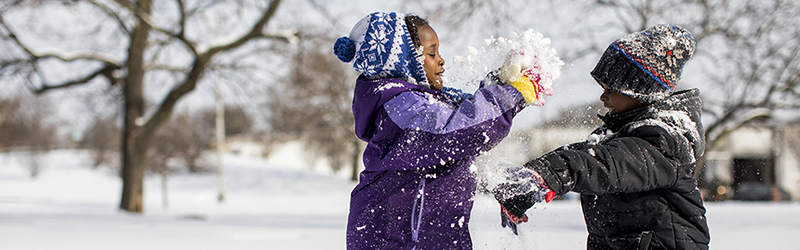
[454,29,563,193]
[461,30,565,240]
[450,29,564,101]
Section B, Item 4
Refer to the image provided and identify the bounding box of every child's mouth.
[602,101,614,110]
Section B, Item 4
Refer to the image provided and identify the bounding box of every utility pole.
[215,79,226,202]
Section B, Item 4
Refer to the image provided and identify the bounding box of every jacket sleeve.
[376,84,525,171]
[530,125,683,195]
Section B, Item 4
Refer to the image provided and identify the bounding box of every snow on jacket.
[347,75,525,250]
[524,89,709,249]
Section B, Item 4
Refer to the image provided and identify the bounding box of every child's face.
[417,24,446,90]
[600,85,645,115]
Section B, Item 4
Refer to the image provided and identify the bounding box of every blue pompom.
[334,37,356,62]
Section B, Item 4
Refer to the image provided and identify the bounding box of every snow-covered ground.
[1,150,798,250]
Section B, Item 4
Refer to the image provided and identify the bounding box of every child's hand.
[497,49,555,106]
[492,164,556,234]
[500,205,528,235]
[494,185,555,235]
[494,183,554,217]
[497,50,524,85]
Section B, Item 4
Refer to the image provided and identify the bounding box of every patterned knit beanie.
[333,12,428,86]
[591,24,695,103]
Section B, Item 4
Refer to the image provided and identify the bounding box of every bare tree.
[181,111,212,174]
[149,111,195,208]
[0,0,292,213]
[401,0,548,61]
[199,106,253,137]
[0,93,58,178]
[266,33,362,181]
[0,97,21,152]
[403,0,532,33]
[84,115,121,169]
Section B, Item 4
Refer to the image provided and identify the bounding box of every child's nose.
[600,90,609,101]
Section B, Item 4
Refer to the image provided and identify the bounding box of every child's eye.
[428,53,436,57]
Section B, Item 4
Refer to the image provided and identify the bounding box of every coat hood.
[352,76,430,140]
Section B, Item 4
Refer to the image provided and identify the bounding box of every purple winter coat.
[346,75,525,250]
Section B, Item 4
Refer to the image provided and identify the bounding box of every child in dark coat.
[334,12,555,250]
[493,24,710,250]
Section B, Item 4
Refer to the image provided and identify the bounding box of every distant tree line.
[0,93,58,178]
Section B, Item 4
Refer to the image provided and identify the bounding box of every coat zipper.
[411,178,426,249]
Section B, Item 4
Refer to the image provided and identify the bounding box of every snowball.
[451,29,564,94]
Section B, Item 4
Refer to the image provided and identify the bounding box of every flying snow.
[375,82,406,92]
[460,29,564,191]
[450,29,564,96]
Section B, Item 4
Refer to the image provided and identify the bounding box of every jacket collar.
[598,105,648,133]
[598,89,702,134]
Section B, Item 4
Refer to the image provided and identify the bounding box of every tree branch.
[206,0,283,55]
[706,107,772,150]
[109,0,198,54]
[0,16,117,65]
[84,0,132,35]
[773,104,800,109]
[31,63,121,94]
[176,0,187,37]
[1,12,121,93]
[140,0,284,138]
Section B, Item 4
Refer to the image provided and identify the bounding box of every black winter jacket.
[516,89,709,249]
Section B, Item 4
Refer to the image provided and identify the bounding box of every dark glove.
[500,204,528,235]
[496,186,540,218]
[492,165,556,235]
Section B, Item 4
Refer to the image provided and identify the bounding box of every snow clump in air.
[457,29,564,190]
[451,28,564,98]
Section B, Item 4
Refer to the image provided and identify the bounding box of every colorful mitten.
[498,50,555,106]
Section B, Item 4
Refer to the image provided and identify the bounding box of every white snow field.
[1,150,798,250]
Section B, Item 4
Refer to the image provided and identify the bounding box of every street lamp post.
[215,79,226,202]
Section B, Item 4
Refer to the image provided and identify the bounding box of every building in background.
[704,125,800,201]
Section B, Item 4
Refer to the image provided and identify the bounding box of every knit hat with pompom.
[333,12,428,86]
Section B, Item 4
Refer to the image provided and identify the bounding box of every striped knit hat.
[591,24,695,103]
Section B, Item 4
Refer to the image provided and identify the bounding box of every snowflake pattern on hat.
[614,25,695,90]
[334,12,428,86]
[591,24,695,103]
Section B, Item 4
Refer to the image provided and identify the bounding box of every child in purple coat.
[333,12,551,250]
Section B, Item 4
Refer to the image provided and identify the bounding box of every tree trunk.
[120,136,148,212]
[120,0,152,213]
